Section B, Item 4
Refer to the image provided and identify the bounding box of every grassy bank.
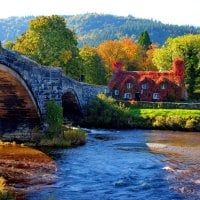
[38,126,87,147]
[129,108,200,118]
[82,94,200,131]
[36,100,87,147]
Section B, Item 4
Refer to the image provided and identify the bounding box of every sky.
[1,0,200,27]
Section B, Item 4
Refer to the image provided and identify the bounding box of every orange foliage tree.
[141,44,158,71]
[97,38,142,80]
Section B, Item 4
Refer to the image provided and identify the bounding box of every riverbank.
[0,125,87,148]
[147,143,200,161]
[146,131,200,161]
[81,94,200,131]
[0,141,56,199]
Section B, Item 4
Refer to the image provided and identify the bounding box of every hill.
[0,13,199,47]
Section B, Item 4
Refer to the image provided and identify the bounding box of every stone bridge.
[0,44,107,130]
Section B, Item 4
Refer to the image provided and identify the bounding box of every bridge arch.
[62,88,82,121]
[0,64,41,130]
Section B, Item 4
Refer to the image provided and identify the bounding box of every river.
[1,129,200,200]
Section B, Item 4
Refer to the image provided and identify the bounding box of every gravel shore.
[146,142,200,161]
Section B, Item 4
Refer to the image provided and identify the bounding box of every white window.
[114,89,119,95]
[127,83,132,89]
[141,83,147,90]
[153,93,160,100]
[124,93,132,99]
[161,83,166,90]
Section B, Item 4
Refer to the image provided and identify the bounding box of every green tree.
[45,100,63,135]
[13,15,81,79]
[137,31,156,71]
[153,34,200,98]
[137,31,152,50]
[79,46,106,85]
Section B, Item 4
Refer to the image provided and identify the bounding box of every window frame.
[161,83,166,90]
[127,82,132,89]
[141,83,148,90]
[124,92,132,99]
[114,89,119,96]
[153,93,160,100]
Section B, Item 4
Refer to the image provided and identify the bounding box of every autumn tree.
[3,41,15,50]
[79,46,106,85]
[97,38,142,80]
[13,15,81,79]
[141,44,158,71]
[153,34,200,98]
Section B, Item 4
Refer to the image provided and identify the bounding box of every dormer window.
[141,83,147,90]
[127,83,132,89]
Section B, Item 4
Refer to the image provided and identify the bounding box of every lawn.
[129,108,200,119]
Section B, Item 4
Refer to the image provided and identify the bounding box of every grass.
[129,108,200,118]
[83,94,200,131]
[39,126,87,147]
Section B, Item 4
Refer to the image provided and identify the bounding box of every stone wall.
[0,47,63,119]
[132,101,200,109]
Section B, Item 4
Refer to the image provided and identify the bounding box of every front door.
[135,92,140,101]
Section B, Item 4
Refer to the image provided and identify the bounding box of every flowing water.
[1,129,200,200]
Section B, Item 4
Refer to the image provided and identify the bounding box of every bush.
[153,116,167,129]
[82,94,200,131]
[0,191,15,200]
[36,101,87,147]
[63,127,86,146]
[82,94,132,128]
[45,100,63,137]
[39,137,70,147]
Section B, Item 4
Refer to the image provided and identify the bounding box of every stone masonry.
[0,44,107,122]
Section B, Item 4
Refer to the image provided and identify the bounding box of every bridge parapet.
[61,75,107,110]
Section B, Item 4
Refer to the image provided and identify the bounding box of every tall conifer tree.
[137,31,152,50]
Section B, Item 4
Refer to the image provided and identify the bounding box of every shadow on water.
[114,142,150,153]
[0,119,40,133]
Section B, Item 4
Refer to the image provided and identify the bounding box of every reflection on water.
[1,130,200,200]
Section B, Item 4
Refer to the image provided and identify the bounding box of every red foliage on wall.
[172,58,185,85]
[112,61,124,73]
[109,59,186,101]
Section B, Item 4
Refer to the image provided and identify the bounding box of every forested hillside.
[0,13,199,47]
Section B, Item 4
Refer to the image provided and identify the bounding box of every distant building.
[108,59,186,101]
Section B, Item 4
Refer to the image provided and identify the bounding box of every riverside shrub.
[45,100,63,136]
[83,94,200,131]
[83,94,131,128]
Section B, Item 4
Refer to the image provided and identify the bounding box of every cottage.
[108,59,186,101]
